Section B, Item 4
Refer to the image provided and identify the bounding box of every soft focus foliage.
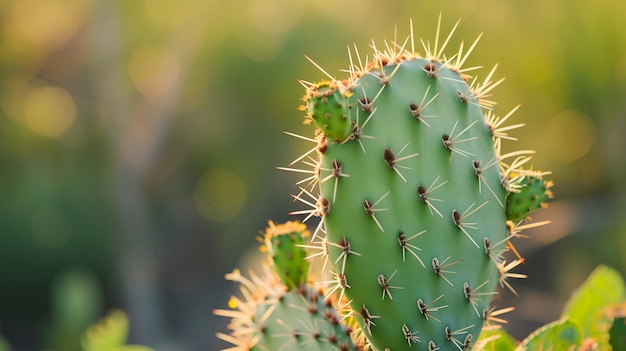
[0,0,625,350]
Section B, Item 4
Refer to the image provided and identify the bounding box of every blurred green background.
[1,0,625,350]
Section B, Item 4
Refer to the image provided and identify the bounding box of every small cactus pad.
[287,17,552,351]
[261,220,311,289]
[214,268,360,351]
[305,81,352,142]
[506,174,554,221]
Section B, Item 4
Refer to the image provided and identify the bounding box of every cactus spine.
[214,221,362,351]
[288,17,552,351]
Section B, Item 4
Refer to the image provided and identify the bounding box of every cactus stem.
[408,85,439,126]
[445,324,474,350]
[463,280,498,317]
[432,256,460,287]
[442,120,480,158]
[363,190,390,232]
[359,305,380,335]
[397,230,427,266]
[402,323,421,347]
[384,142,420,183]
[417,175,448,218]
[378,269,404,300]
[417,294,448,323]
[329,237,362,274]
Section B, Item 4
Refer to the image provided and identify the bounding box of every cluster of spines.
[283,16,552,351]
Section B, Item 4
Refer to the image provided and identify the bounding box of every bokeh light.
[24,86,76,137]
[128,47,181,103]
[193,168,247,223]
[543,109,596,163]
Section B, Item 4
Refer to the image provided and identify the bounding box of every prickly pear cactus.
[506,173,554,222]
[287,17,552,351]
[214,221,362,351]
[261,220,311,289]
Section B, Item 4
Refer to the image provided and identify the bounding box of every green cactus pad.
[214,268,360,351]
[506,174,553,221]
[261,220,311,289]
[288,17,552,351]
[305,81,352,142]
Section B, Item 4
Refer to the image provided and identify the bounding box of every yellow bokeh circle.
[193,168,247,222]
[24,86,76,137]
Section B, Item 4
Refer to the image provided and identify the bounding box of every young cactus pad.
[260,220,311,289]
[287,17,552,351]
[214,221,361,351]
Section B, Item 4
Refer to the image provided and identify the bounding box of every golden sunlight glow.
[193,168,247,222]
[4,0,89,48]
[543,109,596,163]
[128,47,181,103]
[24,86,76,137]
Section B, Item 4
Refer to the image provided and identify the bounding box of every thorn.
[417,294,448,323]
[408,85,439,126]
[417,175,448,217]
[442,120,479,158]
[432,256,460,286]
[304,54,337,84]
[402,324,421,346]
[397,230,426,266]
[363,191,390,232]
[384,142,420,183]
[378,269,404,300]
[452,200,490,248]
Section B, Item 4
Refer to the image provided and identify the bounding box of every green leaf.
[517,319,581,351]
[561,265,626,349]
[477,327,517,351]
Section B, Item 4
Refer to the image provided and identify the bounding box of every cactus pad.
[261,220,311,289]
[287,17,552,351]
[506,174,554,221]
